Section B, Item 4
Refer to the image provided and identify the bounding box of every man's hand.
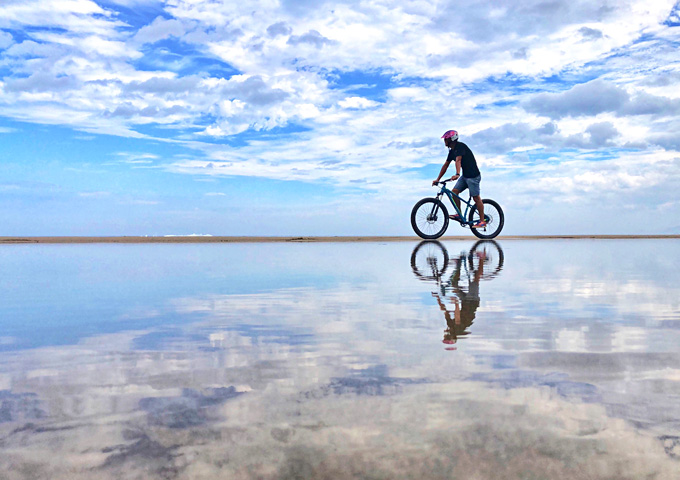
[432,179,440,186]
[451,174,460,180]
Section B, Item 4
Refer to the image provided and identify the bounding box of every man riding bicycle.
[432,130,486,228]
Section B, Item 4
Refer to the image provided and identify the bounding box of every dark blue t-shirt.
[446,141,480,178]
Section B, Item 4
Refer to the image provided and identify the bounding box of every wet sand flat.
[1,240,680,479]
[1,235,679,244]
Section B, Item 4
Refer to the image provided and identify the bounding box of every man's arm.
[432,160,451,185]
[432,156,463,186]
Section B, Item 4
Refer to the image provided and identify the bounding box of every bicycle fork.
[427,199,442,222]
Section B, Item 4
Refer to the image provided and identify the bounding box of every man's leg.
[472,195,485,225]
[451,177,467,219]
[452,189,462,213]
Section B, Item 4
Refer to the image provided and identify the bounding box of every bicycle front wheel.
[411,240,450,280]
[411,198,449,239]
[469,199,504,239]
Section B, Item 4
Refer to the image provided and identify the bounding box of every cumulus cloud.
[4,72,79,93]
[579,26,605,39]
[104,103,187,121]
[583,121,619,145]
[223,75,289,106]
[0,0,123,37]
[649,132,680,151]
[266,21,292,37]
[338,96,378,109]
[468,122,555,154]
[621,91,680,116]
[641,70,680,87]
[123,76,202,94]
[287,30,336,48]
[467,119,626,155]
[134,16,185,45]
[3,39,65,60]
[523,80,629,119]
[433,0,622,43]
[0,0,679,230]
[0,30,13,49]
[523,79,680,119]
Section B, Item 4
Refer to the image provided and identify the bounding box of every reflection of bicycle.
[411,240,504,285]
[467,240,504,281]
[411,179,504,240]
[410,240,450,281]
[410,240,504,350]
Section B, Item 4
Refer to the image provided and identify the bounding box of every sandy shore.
[1,235,678,244]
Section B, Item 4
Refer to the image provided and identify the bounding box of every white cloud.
[0,0,680,234]
[0,30,13,49]
[0,0,123,36]
[339,96,379,109]
[523,79,680,119]
[133,16,185,45]
[115,152,159,164]
[79,191,111,198]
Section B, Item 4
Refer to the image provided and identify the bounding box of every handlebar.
[434,175,460,186]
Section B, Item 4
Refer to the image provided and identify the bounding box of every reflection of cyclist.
[432,130,486,229]
[433,293,471,349]
[410,240,503,349]
[438,250,486,346]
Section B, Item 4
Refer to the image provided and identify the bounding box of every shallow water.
[1,240,679,479]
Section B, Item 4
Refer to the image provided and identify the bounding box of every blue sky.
[1,0,679,236]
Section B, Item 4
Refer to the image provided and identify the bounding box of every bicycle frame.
[435,182,476,226]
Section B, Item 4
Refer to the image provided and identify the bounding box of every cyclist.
[432,130,485,228]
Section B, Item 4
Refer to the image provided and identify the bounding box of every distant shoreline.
[1,235,678,244]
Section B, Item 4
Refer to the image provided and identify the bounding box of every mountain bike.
[410,240,504,286]
[411,179,504,239]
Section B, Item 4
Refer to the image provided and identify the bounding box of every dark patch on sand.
[0,391,47,423]
[138,387,244,429]
[659,435,680,459]
[300,365,429,399]
[101,432,183,478]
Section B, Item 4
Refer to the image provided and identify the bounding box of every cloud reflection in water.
[0,241,679,478]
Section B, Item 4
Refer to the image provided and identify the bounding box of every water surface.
[1,240,679,479]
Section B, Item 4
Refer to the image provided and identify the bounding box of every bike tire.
[411,198,449,239]
[468,240,505,280]
[468,199,504,239]
[410,241,450,281]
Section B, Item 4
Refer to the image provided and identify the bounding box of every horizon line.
[1,235,679,244]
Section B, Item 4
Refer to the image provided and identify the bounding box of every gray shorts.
[454,174,481,197]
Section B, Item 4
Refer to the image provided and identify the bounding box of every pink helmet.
[442,130,458,142]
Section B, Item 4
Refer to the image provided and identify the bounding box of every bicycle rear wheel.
[468,240,504,279]
[469,199,504,239]
[411,198,449,239]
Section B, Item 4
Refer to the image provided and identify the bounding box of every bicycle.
[410,240,504,286]
[411,179,504,240]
